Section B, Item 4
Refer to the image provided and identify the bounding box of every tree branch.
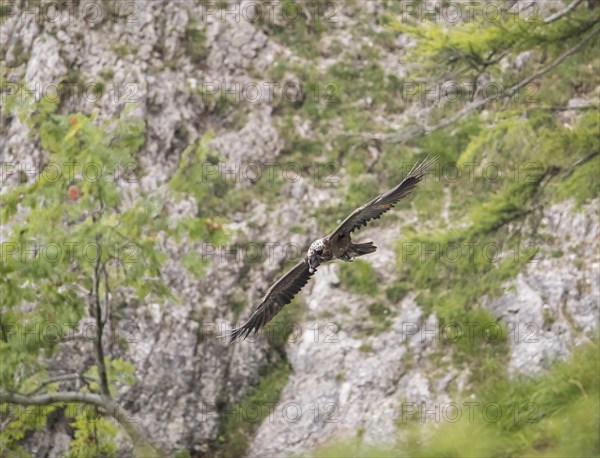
[26,373,100,395]
[562,151,599,179]
[93,236,110,398]
[501,25,599,100]
[348,24,600,145]
[525,103,599,111]
[102,262,110,328]
[0,391,162,457]
[544,0,584,24]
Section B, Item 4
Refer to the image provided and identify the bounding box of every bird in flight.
[225,156,437,343]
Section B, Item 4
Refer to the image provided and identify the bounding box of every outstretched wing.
[226,258,314,343]
[329,156,437,240]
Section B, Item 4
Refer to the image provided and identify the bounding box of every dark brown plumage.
[225,156,437,343]
[227,259,314,342]
[329,156,437,239]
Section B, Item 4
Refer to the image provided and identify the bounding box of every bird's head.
[307,238,325,273]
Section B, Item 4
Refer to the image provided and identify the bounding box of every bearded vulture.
[226,156,437,342]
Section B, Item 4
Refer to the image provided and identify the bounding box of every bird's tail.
[354,241,377,256]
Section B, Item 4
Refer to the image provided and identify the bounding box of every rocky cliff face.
[1,1,598,456]
[245,198,600,457]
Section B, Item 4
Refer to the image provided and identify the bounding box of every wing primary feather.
[226,258,314,343]
[329,155,437,238]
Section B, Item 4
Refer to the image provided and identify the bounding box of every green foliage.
[0,95,220,453]
[170,133,284,216]
[2,0,598,455]
[535,45,600,105]
[215,360,291,458]
[327,57,396,110]
[552,154,600,207]
[265,2,596,454]
[363,301,394,335]
[373,0,599,391]
[83,358,137,397]
[1,105,156,381]
[358,343,374,353]
[338,259,379,296]
[256,0,337,58]
[0,3,13,19]
[226,293,246,321]
[0,403,58,457]
[195,85,237,115]
[67,413,118,458]
[184,18,209,64]
[314,340,599,457]
[394,172,548,381]
[385,282,409,303]
[388,3,600,84]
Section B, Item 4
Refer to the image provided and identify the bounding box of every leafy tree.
[0,94,226,455]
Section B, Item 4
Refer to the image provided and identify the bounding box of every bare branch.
[502,26,599,100]
[544,0,584,24]
[562,151,599,180]
[1,391,106,408]
[26,373,100,396]
[526,103,599,111]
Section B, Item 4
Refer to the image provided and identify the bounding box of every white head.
[307,238,325,273]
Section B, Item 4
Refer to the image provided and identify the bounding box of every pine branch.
[347,25,600,145]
